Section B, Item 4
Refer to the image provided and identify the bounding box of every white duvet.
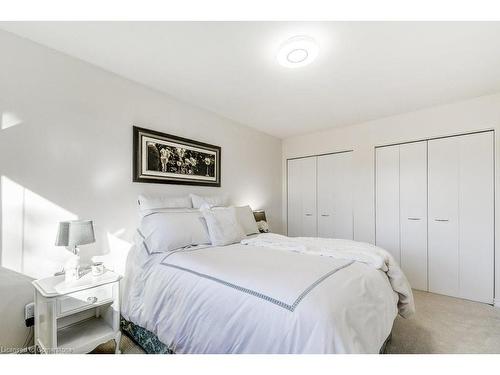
[122,233,414,354]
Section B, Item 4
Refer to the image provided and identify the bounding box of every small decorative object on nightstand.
[253,210,269,233]
[32,269,122,354]
[91,262,104,276]
[55,220,96,281]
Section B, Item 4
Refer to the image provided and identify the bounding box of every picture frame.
[133,126,221,186]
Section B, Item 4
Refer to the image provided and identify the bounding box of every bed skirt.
[120,318,173,354]
[120,318,391,354]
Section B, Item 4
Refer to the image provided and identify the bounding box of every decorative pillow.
[190,194,229,209]
[200,207,245,246]
[138,211,210,253]
[235,206,259,236]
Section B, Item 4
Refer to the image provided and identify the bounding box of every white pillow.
[138,211,210,253]
[235,206,259,235]
[201,207,245,246]
[138,194,192,210]
[138,195,193,218]
[190,194,229,209]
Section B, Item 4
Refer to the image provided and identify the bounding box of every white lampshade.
[55,220,95,247]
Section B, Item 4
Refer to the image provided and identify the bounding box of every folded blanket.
[241,233,415,318]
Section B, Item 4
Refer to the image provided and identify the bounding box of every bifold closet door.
[317,152,353,239]
[287,157,317,237]
[376,142,428,289]
[399,141,428,291]
[428,137,460,297]
[458,132,494,303]
[375,145,400,264]
[428,132,494,303]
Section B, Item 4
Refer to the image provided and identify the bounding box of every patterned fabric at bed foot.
[120,318,173,354]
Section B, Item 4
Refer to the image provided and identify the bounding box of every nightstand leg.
[114,331,122,354]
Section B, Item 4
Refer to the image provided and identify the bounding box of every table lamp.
[55,220,95,280]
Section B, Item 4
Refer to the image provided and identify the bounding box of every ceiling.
[2,21,500,139]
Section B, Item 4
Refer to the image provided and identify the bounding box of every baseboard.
[494,298,500,308]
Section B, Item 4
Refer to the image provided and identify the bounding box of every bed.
[121,227,414,354]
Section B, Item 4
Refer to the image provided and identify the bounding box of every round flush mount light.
[277,36,319,68]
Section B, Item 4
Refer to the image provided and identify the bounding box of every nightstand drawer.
[57,284,113,316]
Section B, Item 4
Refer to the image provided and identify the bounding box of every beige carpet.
[93,290,500,354]
[92,334,145,354]
[387,290,500,354]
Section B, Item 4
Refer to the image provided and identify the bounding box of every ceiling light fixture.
[277,36,319,68]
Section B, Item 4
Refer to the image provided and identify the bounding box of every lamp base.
[64,254,81,282]
[65,266,80,282]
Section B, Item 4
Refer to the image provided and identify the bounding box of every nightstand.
[32,270,122,354]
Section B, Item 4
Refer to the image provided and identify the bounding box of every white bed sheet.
[122,234,407,354]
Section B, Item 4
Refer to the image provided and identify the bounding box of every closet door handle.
[434,219,449,222]
[407,217,421,221]
[305,213,313,216]
[321,214,330,217]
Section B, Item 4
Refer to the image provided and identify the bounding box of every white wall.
[283,93,500,302]
[0,30,283,279]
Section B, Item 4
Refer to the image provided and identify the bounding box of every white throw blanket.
[241,233,415,318]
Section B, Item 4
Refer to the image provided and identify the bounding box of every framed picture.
[133,126,221,186]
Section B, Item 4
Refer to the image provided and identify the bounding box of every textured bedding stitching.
[137,229,213,256]
[161,245,214,260]
[160,259,355,312]
[136,229,151,254]
[291,260,354,309]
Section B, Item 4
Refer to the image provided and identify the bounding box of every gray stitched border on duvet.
[137,229,212,256]
[160,259,355,312]
[136,229,151,254]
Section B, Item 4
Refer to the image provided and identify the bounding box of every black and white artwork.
[133,126,221,186]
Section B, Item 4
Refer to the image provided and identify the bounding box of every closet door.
[375,145,401,264]
[317,152,353,239]
[300,156,318,237]
[287,157,317,237]
[287,158,303,237]
[458,132,494,303]
[428,137,460,298]
[399,141,428,291]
